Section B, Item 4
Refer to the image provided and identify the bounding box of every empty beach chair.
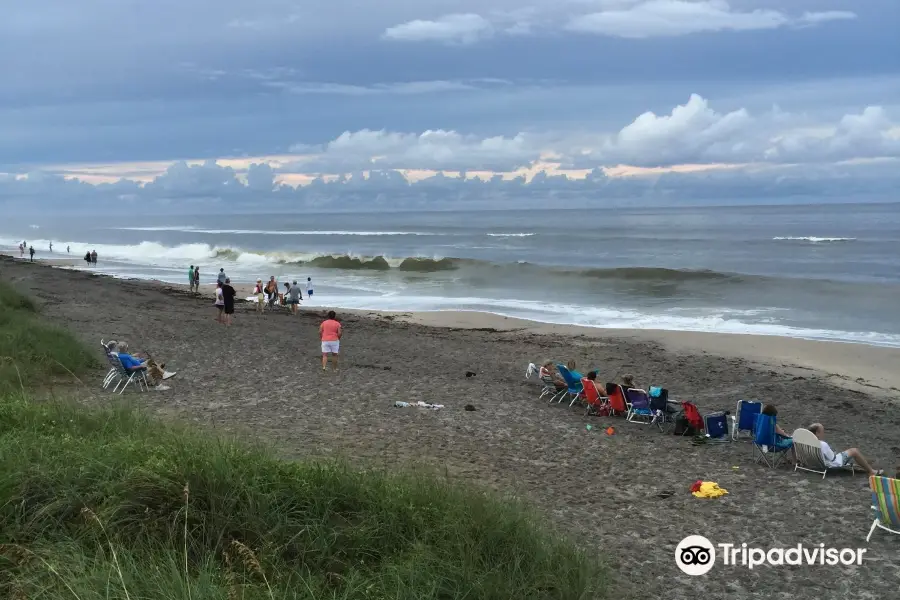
[555,365,584,407]
[753,414,792,468]
[625,388,654,424]
[730,399,761,441]
[606,383,628,417]
[648,386,676,432]
[790,428,857,479]
[866,475,900,541]
[580,378,608,417]
[704,411,729,440]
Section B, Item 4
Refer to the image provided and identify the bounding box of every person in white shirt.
[808,423,882,475]
[306,277,314,297]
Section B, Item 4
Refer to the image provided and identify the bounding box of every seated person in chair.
[565,360,583,381]
[808,422,883,476]
[540,361,566,392]
[585,371,608,398]
[106,341,175,385]
[621,374,645,392]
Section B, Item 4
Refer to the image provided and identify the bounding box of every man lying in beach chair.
[105,341,176,386]
[792,423,883,478]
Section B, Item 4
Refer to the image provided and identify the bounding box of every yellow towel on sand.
[692,481,729,499]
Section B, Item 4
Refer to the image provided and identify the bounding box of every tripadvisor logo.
[675,536,867,575]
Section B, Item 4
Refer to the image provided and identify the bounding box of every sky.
[1,0,899,206]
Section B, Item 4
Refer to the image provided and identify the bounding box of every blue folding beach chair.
[730,399,761,441]
[555,365,584,407]
[753,413,792,468]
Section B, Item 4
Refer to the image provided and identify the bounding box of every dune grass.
[0,280,605,599]
[0,281,98,392]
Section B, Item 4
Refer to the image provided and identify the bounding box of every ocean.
[4,202,900,347]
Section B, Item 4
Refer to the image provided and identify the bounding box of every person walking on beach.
[217,268,227,285]
[188,265,195,293]
[306,277,314,298]
[287,280,302,314]
[28,246,35,261]
[265,276,278,308]
[90,249,97,265]
[193,266,200,292]
[84,251,91,265]
[319,311,342,371]
[222,277,236,326]
[214,282,225,323]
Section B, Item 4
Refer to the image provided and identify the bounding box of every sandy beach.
[2,254,898,599]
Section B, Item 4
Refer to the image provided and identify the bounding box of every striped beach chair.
[866,475,900,541]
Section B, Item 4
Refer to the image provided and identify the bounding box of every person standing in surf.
[306,277,314,299]
[217,268,227,285]
[28,246,35,261]
[90,249,97,264]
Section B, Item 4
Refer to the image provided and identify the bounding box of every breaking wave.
[773,237,856,243]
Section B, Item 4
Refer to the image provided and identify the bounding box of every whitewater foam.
[773,237,856,243]
[486,233,535,238]
[117,227,443,236]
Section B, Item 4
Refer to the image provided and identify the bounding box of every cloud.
[566,1,856,38]
[383,13,494,44]
[289,129,541,172]
[278,95,898,172]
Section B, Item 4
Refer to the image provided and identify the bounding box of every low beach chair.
[866,475,900,541]
[790,428,858,479]
[112,357,149,395]
[580,378,608,417]
[648,386,676,433]
[704,411,729,440]
[540,373,566,403]
[753,414,791,468]
[555,365,584,407]
[625,388,654,424]
[606,383,628,417]
[100,341,120,389]
[730,399,761,441]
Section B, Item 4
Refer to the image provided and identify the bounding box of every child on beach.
[306,277,314,298]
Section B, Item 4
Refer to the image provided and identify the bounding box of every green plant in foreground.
[0,394,604,599]
[0,278,604,598]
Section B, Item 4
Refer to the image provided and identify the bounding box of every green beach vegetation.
[0,280,604,599]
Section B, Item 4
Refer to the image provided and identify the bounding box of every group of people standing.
[186,265,316,326]
[17,240,93,264]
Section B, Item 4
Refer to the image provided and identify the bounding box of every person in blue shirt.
[106,341,176,383]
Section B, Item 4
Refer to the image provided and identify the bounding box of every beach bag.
[673,414,698,436]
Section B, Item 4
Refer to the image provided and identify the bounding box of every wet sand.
[2,255,898,600]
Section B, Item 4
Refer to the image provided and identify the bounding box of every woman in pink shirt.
[319,311,343,371]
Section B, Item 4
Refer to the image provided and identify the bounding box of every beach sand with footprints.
[2,254,898,599]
